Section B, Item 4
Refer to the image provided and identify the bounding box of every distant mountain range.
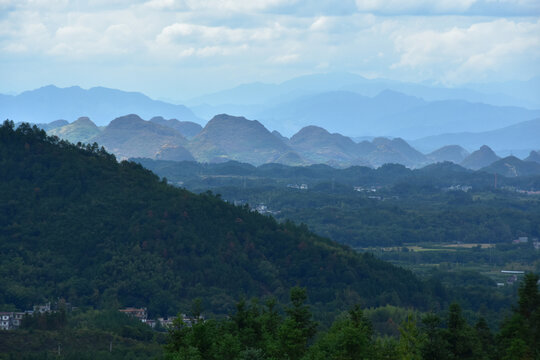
[186,72,540,141]
[28,113,540,173]
[4,79,540,156]
[91,114,192,161]
[4,76,539,167]
[191,89,540,139]
[0,85,202,126]
[188,72,540,109]
[412,118,540,155]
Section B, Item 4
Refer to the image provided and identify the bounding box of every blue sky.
[1,0,539,101]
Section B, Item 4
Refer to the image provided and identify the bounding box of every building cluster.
[0,312,24,331]
[118,307,202,329]
[253,203,280,215]
[287,183,308,190]
[353,186,377,192]
[444,185,472,192]
[511,236,540,250]
[515,189,540,196]
[499,270,526,286]
[0,302,64,331]
[501,186,540,196]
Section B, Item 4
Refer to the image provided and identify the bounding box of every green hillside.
[0,121,432,319]
[48,116,101,144]
[91,114,189,161]
[481,156,540,177]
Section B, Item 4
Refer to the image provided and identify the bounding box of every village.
[0,301,199,331]
[118,307,201,330]
[0,302,60,331]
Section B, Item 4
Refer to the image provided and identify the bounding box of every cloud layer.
[0,0,538,99]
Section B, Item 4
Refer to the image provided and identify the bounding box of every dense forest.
[163,275,539,360]
[2,275,537,359]
[136,159,540,247]
[0,121,433,320]
[135,158,540,192]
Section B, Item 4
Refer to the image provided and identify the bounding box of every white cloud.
[143,0,188,10]
[143,0,296,12]
[156,22,285,46]
[270,53,300,64]
[356,0,477,13]
[391,19,540,84]
[55,25,95,41]
[355,0,539,15]
[0,0,539,98]
[310,16,330,31]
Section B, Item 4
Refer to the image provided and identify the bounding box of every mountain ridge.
[92,114,190,160]
[0,85,203,126]
[411,118,540,154]
[461,145,501,170]
[37,114,518,169]
[188,114,301,166]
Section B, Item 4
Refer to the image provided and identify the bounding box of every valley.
[2,1,539,357]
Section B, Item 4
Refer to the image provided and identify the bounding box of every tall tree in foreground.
[497,273,540,360]
[305,304,374,360]
[278,287,318,360]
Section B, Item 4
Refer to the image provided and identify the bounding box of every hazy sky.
[1,0,539,101]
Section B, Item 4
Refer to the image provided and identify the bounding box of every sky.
[1,0,539,101]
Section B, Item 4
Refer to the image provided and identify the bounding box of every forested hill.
[0,121,433,319]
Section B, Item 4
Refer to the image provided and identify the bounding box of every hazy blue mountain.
[460,145,501,170]
[427,145,470,164]
[189,103,263,122]
[384,101,540,139]
[186,73,540,141]
[271,130,289,143]
[188,72,532,109]
[277,126,429,168]
[48,117,101,144]
[92,114,190,160]
[149,116,203,139]
[188,114,302,166]
[411,118,540,154]
[248,89,539,138]
[188,82,284,106]
[0,85,202,126]
[255,90,426,136]
[525,150,540,164]
[282,73,538,108]
[288,125,362,165]
[481,156,540,177]
[368,137,428,168]
[468,76,540,109]
[155,144,196,162]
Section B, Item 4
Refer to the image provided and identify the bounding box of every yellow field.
[443,243,495,249]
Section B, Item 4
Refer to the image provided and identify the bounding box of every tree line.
[165,274,539,360]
